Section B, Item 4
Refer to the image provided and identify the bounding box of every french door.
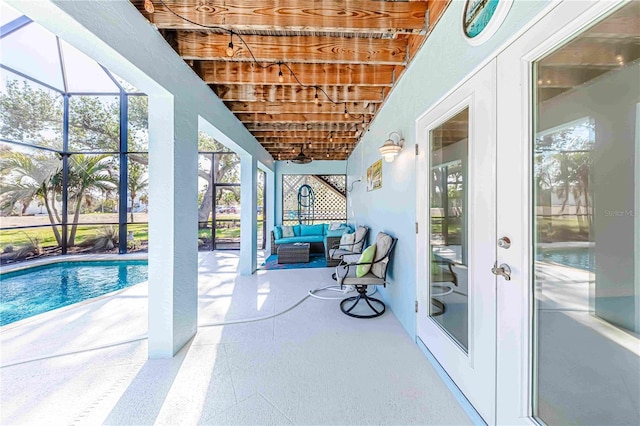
[416,60,498,424]
[417,1,639,425]
[498,1,639,425]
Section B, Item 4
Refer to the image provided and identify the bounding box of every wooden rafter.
[225,101,376,115]
[211,85,385,103]
[236,113,367,124]
[135,0,428,34]
[541,40,639,67]
[132,0,453,161]
[251,131,356,138]
[244,122,358,132]
[199,62,396,87]
[175,32,407,65]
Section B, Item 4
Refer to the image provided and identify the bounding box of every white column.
[240,154,258,275]
[148,96,198,358]
[265,168,276,256]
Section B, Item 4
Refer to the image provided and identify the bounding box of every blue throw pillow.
[293,225,301,236]
[273,226,283,240]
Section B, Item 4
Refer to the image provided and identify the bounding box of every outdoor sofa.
[270,223,351,255]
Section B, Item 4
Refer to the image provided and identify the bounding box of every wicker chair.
[334,232,397,319]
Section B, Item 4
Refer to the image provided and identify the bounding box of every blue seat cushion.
[276,235,324,245]
[300,224,325,236]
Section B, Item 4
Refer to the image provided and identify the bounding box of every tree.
[0,150,64,244]
[0,79,62,145]
[127,161,148,222]
[534,120,594,241]
[197,132,240,225]
[66,154,117,245]
[1,76,149,249]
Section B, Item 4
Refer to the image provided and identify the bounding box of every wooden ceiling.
[537,1,640,103]
[132,0,451,160]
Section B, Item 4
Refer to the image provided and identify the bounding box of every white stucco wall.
[346,0,552,337]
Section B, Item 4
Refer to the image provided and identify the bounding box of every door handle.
[491,262,511,281]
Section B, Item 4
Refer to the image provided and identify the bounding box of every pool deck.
[0,251,472,425]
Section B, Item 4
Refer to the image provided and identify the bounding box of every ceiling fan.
[291,146,312,164]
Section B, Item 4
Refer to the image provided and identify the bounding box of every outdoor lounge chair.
[328,225,369,264]
[335,232,397,319]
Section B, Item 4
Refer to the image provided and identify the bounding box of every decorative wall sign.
[367,159,382,192]
[462,0,513,46]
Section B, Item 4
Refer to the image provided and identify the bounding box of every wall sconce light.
[379,132,404,162]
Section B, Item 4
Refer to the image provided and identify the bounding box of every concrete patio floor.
[1,251,472,425]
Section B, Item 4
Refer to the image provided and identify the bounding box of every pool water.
[0,261,148,326]
[536,247,593,272]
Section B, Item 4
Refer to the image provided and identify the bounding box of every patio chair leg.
[344,294,361,314]
[340,285,385,319]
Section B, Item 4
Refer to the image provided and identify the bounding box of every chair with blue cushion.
[335,232,397,319]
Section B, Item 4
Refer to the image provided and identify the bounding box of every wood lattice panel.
[282,174,346,225]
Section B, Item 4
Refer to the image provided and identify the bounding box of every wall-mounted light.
[379,131,404,162]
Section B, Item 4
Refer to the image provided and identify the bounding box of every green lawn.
[536,215,590,242]
[1,220,264,251]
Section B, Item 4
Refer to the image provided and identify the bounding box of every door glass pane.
[430,108,469,352]
[533,3,640,425]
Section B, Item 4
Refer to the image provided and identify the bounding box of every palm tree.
[66,154,117,246]
[127,161,148,223]
[0,151,64,245]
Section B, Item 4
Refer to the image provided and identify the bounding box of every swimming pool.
[536,247,593,271]
[0,260,148,326]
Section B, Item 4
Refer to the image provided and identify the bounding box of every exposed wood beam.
[176,32,407,65]
[427,1,451,30]
[584,16,640,38]
[538,87,572,103]
[136,0,428,34]
[199,62,396,86]
[260,143,355,150]
[258,136,354,142]
[536,66,609,88]
[237,113,366,123]
[541,41,640,67]
[251,130,356,139]
[226,101,376,115]
[212,85,385,103]
[244,122,357,131]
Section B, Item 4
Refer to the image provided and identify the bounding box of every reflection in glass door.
[532,2,640,424]
[430,108,469,351]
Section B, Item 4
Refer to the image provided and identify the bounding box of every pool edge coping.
[0,253,148,275]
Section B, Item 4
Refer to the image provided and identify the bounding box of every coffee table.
[277,243,310,264]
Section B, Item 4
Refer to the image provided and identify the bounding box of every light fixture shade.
[291,146,312,164]
[379,132,404,162]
